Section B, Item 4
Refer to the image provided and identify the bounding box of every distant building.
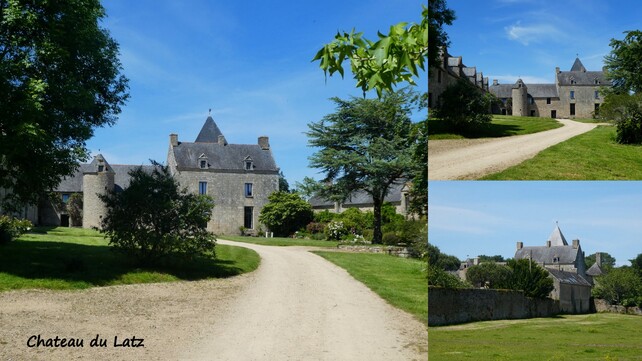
[308,181,411,217]
[8,116,280,235]
[489,58,611,119]
[514,224,593,313]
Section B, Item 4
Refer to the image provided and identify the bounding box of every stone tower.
[511,78,528,116]
[82,154,115,229]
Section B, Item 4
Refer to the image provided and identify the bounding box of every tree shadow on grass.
[428,118,522,139]
[0,240,245,289]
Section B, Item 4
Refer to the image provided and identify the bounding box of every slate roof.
[308,181,407,208]
[55,163,157,193]
[171,117,278,172]
[489,83,559,98]
[546,268,592,287]
[195,116,223,143]
[515,245,579,265]
[548,224,568,246]
[557,71,610,86]
[489,84,512,98]
[570,57,587,72]
[586,262,605,276]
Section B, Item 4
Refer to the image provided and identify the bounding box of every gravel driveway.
[428,119,600,180]
[0,240,427,361]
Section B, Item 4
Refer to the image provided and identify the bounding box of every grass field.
[429,313,642,360]
[429,115,562,140]
[483,125,642,180]
[222,235,339,248]
[313,251,427,324]
[0,227,260,291]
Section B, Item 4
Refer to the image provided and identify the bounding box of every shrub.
[382,232,401,245]
[314,210,338,223]
[433,78,495,131]
[466,262,513,289]
[67,193,83,227]
[99,163,216,265]
[0,216,32,244]
[306,222,326,234]
[427,265,467,288]
[592,267,642,306]
[259,192,314,237]
[325,220,347,241]
[506,259,554,299]
[339,208,373,235]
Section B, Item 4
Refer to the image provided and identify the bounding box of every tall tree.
[307,90,418,244]
[312,5,427,97]
[585,252,616,269]
[0,0,129,210]
[428,0,455,75]
[604,30,642,94]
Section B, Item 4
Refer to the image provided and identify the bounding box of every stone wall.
[82,172,114,229]
[429,287,560,326]
[337,245,411,258]
[557,85,603,118]
[593,298,642,315]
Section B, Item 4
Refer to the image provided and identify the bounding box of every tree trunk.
[372,196,383,244]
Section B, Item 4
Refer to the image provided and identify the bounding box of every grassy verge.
[429,313,642,360]
[0,227,260,291]
[483,125,642,180]
[429,115,562,140]
[313,251,427,324]
[221,235,339,248]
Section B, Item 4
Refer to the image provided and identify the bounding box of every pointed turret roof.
[547,224,568,246]
[195,116,223,143]
[85,154,114,173]
[570,57,587,72]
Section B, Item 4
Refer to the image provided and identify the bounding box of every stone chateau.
[30,116,280,235]
[429,47,612,119]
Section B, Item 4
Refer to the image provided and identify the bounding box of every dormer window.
[244,156,253,171]
[198,153,208,169]
[98,165,104,172]
[594,79,600,85]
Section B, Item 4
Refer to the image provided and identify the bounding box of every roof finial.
[576,53,579,58]
[208,108,211,116]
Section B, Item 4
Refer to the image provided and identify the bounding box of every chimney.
[555,67,560,74]
[572,239,580,249]
[258,136,270,150]
[492,79,498,86]
[218,135,228,146]
[546,241,551,248]
[516,241,523,250]
[596,252,602,266]
[473,257,479,266]
[170,134,178,147]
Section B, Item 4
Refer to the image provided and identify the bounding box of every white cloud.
[505,22,564,45]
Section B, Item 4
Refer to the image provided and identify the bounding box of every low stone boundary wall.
[429,287,560,326]
[593,298,642,315]
[337,245,410,258]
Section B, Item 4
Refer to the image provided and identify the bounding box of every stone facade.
[24,116,280,235]
[308,182,411,217]
[490,58,610,119]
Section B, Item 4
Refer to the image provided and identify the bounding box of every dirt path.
[0,240,427,361]
[428,119,600,180]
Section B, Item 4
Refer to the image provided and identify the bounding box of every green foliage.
[433,78,495,131]
[466,262,513,289]
[592,267,642,306]
[307,90,419,244]
[427,265,467,289]
[478,254,506,263]
[428,0,455,76]
[382,232,401,245]
[0,216,32,244]
[0,0,129,210]
[99,163,216,265]
[506,259,554,299]
[408,117,427,216]
[630,253,642,274]
[604,30,642,94]
[598,92,642,144]
[312,5,427,97]
[278,170,290,193]
[66,193,83,227]
[339,207,373,235]
[585,252,616,269]
[324,220,348,241]
[313,210,338,223]
[258,191,313,237]
[427,243,460,271]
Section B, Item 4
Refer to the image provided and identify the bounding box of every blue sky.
[442,0,642,85]
[86,0,426,187]
[429,182,642,267]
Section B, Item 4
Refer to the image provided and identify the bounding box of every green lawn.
[429,115,562,140]
[0,227,260,291]
[221,235,339,248]
[483,125,642,180]
[429,313,642,360]
[313,251,427,324]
